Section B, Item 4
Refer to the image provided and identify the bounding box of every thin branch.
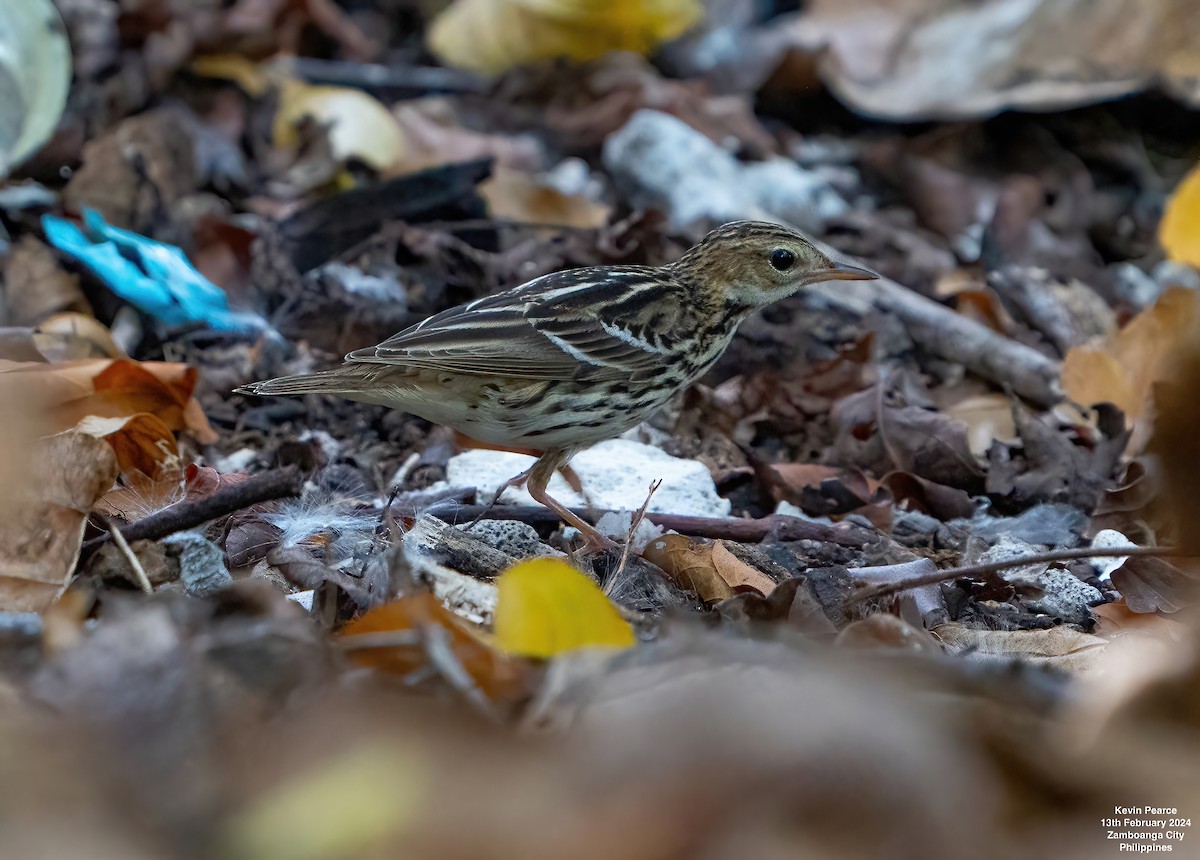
[81,466,305,561]
[617,479,661,578]
[424,502,878,548]
[849,545,1184,603]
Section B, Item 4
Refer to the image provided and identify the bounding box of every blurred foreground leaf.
[0,0,70,175]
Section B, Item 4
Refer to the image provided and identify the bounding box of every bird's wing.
[345,267,693,380]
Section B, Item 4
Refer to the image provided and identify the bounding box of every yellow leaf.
[190,54,270,97]
[273,79,406,171]
[428,0,703,75]
[1160,161,1200,266]
[223,742,422,860]
[493,558,635,657]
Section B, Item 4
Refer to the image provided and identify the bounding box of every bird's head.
[671,220,877,309]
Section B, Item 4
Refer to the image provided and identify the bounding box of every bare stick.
[81,466,305,560]
[816,276,1062,407]
[617,480,662,578]
[425,502,877,548]
[849,545,1183,603]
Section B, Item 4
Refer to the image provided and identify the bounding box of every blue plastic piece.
[42,209,267,332]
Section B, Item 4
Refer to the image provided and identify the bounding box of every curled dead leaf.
[642,534,776,603]
[932,622,1108,673]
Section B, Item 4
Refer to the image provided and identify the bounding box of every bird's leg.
[527,449,617,553]
[465,462,537,530]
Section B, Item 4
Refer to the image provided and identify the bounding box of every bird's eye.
[769,248,796,271]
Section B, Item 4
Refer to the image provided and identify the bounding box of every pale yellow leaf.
[943,393,1017,457]
[494,558,635,658]
[274,79,407,171]
[428,0,703,75]
[190,54,271,97]
[480,167,609,228]
[223,742,423,860]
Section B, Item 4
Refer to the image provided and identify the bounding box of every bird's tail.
[234,365,376,397]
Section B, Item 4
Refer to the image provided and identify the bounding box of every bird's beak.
[820,261,879,281]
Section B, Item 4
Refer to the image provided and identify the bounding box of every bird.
[236,221,877,551]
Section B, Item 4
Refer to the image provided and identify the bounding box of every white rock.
[213,447,257,473]
[593,510,665,553]
[602,109,845,232]
[286,590,315,612]
[1091,529,1137,580]
[446,439,730,518]
[983,536,1102,620]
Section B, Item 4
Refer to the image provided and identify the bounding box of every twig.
[81,466,305,560]
[425,502,877,548]
[100,515,152,594]
[849,545,1184,603]
[816,276,1062,407]
[617,480,662,578]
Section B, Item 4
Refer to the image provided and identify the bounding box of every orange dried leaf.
[75,413,180,480]
[341,594,529,701]
[0,358,217,443]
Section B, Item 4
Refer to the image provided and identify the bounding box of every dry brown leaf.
[429,0,703,75]
[480,167,609,229]
[1,235,89,326]
[932,622,1108,673]
[1061,287,1199,426]
[0,429,118,612]
[642,534,776,602]
[786,0,1200,120]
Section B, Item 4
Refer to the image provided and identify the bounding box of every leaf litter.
[2,1,1200,856]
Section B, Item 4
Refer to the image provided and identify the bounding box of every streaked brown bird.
[237,221,876,550]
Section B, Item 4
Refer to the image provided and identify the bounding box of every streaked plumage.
[237,221,876,549]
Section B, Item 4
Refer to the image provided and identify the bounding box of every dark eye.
[769,248,796,271]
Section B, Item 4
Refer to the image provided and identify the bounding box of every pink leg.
[527,449,617,553]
